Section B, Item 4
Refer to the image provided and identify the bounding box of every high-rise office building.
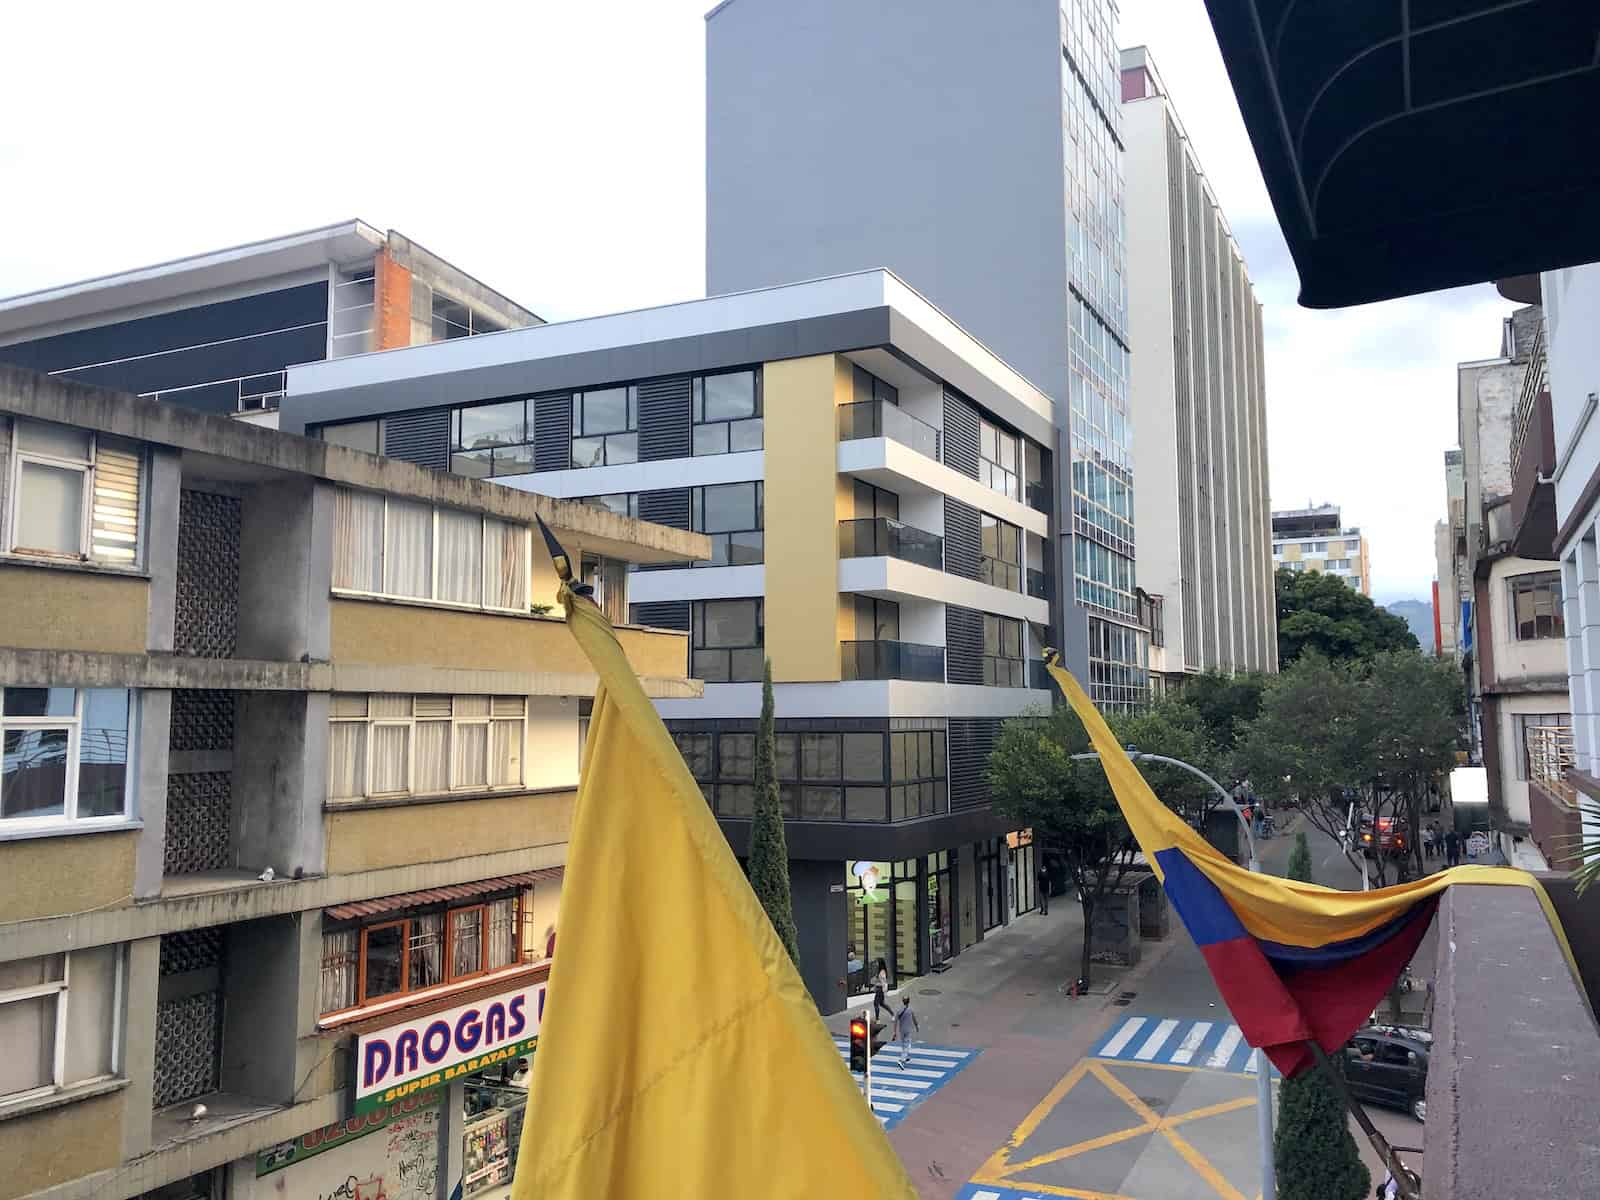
[705,0,1146,707]
[1120,47,1276,685]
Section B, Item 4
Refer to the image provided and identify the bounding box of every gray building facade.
[705,0,1145,707]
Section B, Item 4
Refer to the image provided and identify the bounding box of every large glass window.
[572,387,638,467]
[981,514,1022,591]
[692,370,763,456]
[451,399,535,478]
[1510,571,1563,640]
[579,493,639,519]
[1,687,131,829]
[328,694,526,802]
[321,891,532,1018]
[691,482,764,567]
[0,947,121,1104]
[332,488,529,612]
[7,420,144,566]
[684,724,945,824]
[691,599,764,682]
[982,615,1026,687]
[979,418,1020,500]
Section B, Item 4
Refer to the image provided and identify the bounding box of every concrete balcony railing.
[1424,880,1600,1198]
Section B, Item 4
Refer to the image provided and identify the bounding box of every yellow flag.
[511,573,916,1198]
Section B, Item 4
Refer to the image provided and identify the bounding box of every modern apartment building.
[281,269,1059,1014]
[1446,305,1563,869]
[1270,505,1372,596]
[705,0,1147,708]
[0,366,702,1200]
[1119,46,1276,686]
[0,221,538,428]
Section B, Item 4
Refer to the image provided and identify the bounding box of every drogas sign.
[352,979,546,1115]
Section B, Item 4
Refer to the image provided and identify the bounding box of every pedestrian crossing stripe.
[829,1037,979,1131]
[1089,1015,1277,1075]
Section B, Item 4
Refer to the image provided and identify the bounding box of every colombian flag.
[1046,658,1576,1077]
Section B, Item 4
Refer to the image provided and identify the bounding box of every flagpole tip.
[535,513,574,583]
[1043,647,1061,667]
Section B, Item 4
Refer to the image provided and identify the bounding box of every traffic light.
[848,1016,870,1073]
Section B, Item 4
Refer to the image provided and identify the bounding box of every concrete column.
[237,478,324,662]
[119,936,161,1161]
[789,859,847,1014]
[221,916,303,1103]
[132,690,172,900]
[233,693,325,879]
[144,447,182,654]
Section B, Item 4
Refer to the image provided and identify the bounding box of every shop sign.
[353,979,546,1116]
[1007,829,1033,849]
[256,1091,442,1176]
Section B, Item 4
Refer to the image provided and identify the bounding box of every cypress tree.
[749,659,800,966]
[1273,830,1370,1200]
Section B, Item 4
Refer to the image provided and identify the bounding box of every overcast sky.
[0,1,1512,602]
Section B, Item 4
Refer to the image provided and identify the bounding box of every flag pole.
[1303,1041,1420,1200]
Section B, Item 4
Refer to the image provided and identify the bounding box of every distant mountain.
[1381,599,1435,654]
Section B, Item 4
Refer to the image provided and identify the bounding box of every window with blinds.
[5,419,145,567]
[331,487,530,613]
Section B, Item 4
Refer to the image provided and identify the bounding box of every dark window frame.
[571,386,639,467]
[691,481,764,567]
[1509,571,1563,640]
[691,598,765,683]
[980,513,1022,591]
[982,614,1027,688]
[692,369,763,456]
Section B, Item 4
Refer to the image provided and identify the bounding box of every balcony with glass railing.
[837,517,943,570]
[837,400,941,461]
[840,640,945,682]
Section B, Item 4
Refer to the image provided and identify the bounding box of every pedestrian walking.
[871,959,893,1024]
[893,996,919,1067]
[1420,825,1433,859]
[1444,827,1461,868]
[1037,862,1050,915]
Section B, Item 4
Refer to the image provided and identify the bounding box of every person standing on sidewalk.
[893,996,919,1067]
[1037,862,1050,915]
[1444,827,1461,868]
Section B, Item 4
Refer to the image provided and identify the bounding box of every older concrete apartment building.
[1444,304,1563,870]
[1119,47,1276,687]
[705,0,1148,709]
[1271,504,1372,596]
[0,220,538,429]
[281,270,1060,1019]
[0,366,704,1200]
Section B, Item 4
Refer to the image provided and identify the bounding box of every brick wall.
[373,248,413,350]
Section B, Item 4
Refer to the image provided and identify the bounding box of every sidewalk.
[854,901,1184,1197]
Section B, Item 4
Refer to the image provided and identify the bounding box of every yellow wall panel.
[763,355,849,682]
[0,565,147,653]
[0,1089,124,1199]
[0,831,136,923]
[326,789,574,874]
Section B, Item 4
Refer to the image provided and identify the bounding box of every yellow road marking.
[974,1054,1261,1199]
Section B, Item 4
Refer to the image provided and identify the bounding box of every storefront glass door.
[926,851,953,966]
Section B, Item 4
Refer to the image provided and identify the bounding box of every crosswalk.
[1090,1014,1273,1074]
[830,1036,978,1130]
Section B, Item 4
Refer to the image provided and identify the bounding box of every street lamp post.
[1072,749,1276,1200]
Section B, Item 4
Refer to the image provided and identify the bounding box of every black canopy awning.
[1203,1,1600,307]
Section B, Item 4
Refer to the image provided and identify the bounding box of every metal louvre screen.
[381,408,450,471]
[945,604,984,685]
[533,393,573,471]
[944,497,982,580]
[628,601,690,631]
[948,717,1001,810]
[942,389,980,479]
[637,376,692,461]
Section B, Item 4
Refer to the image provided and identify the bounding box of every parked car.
[1339,1027,1428,1122]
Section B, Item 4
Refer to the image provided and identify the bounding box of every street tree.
[1236,652,1376,877]
[1276,567,1418,667]
[748,660,800,967]
[1364,651,1463,879]
[1180,670,1267,757]
[989,699,1222,985]
[1273,828,1371,1200]
[988,704,1136,987]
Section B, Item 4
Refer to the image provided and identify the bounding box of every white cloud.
[0,0,1504,601]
